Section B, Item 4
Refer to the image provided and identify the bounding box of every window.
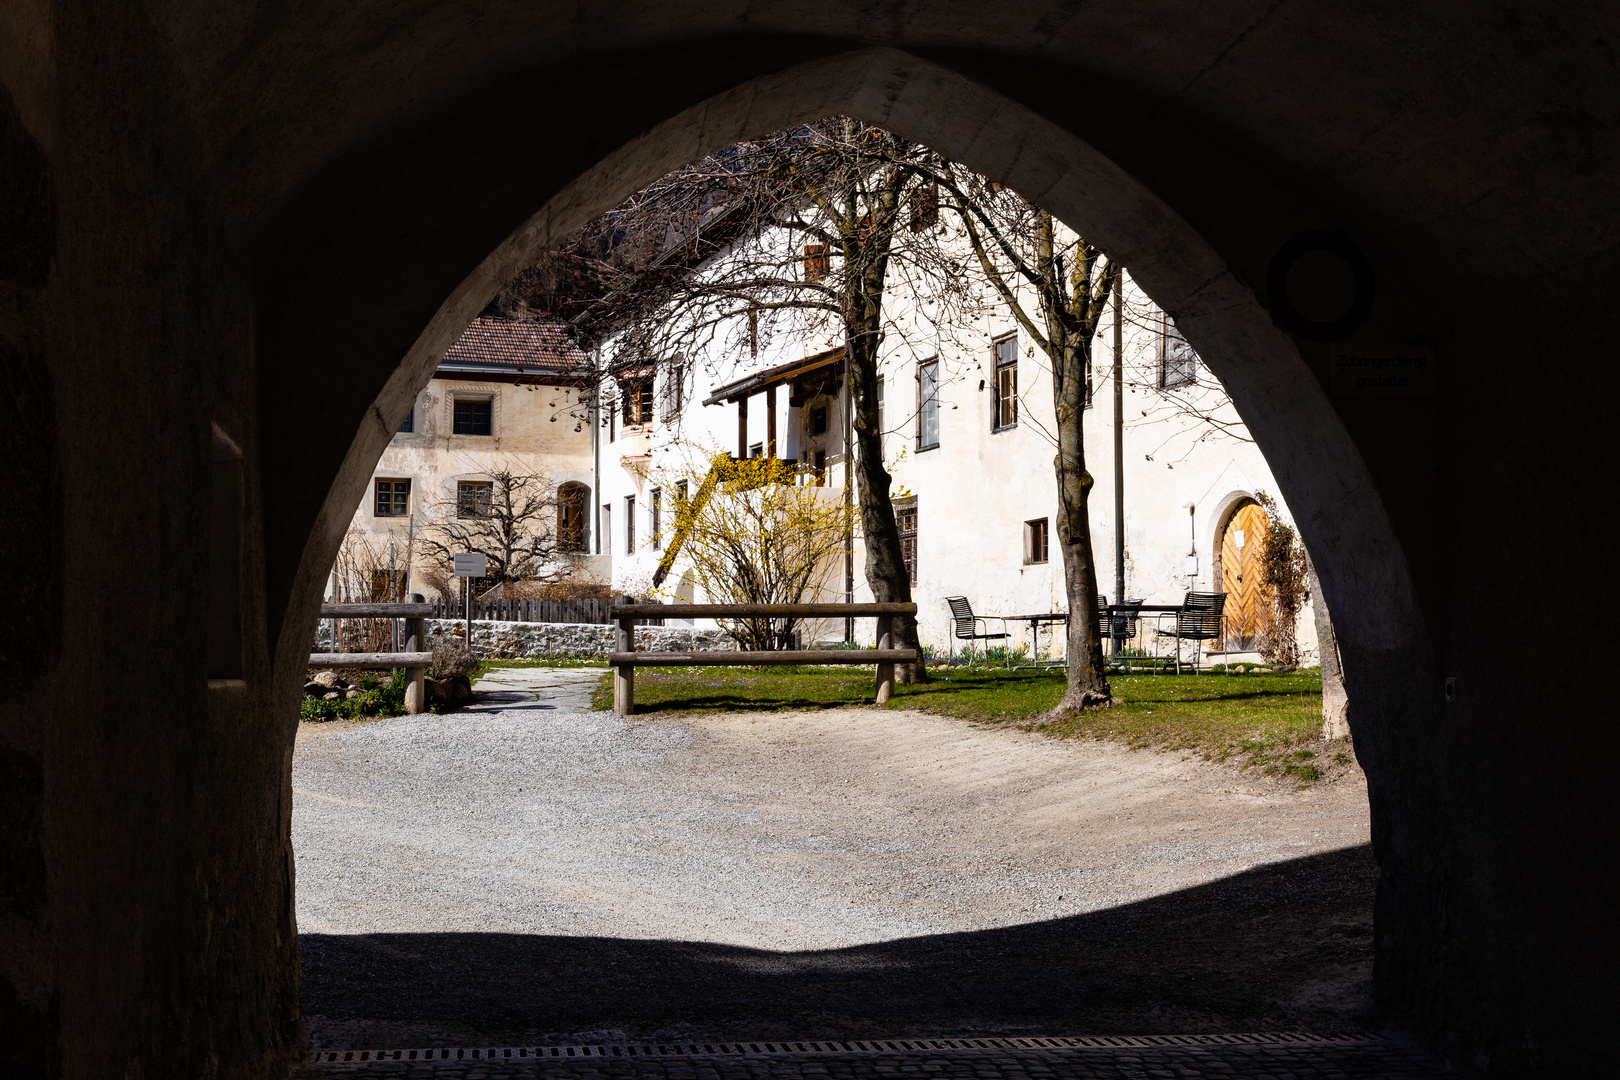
[624,495,636,553]
[457,480,492,518]
[397,406,414,433]
[1160,313,1198,388]
[803,243,829,283]
[676,479,689,506]
[813,449,827,487]
[558,483,588,553]
[651,487,662,549]
[993,335,1018,430]
[599,503,610,555]
[918,359,939,449]
[663,363,685,420]
[453,398,492,435]
[622,378,653,426]
[895,498,918,587]
[748,442,763,459]
[877,376,885,435]
[810,405,829,436]
[1025,518,1050,565]
[374,478,410,517]
[607,391,616,441]
[909,183,939,232]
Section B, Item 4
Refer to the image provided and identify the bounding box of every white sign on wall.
[452,553,487,578]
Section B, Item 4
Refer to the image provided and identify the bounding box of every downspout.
[843,346,854,643]
[1113,274,1125,650]
[592,346,602,557]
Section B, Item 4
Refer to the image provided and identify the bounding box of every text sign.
[452,553,487,578]
[1329,343,1435,398]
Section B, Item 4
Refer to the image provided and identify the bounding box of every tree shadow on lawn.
[300,845,1379,1049]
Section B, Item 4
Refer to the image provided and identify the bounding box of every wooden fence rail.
[606,599,920,716]
[309,595,429,714]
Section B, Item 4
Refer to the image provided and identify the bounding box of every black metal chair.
[1156,591,1227,674]
[944,596,1010,667]
[1105,598,1145,669]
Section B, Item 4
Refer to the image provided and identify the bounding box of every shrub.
[300,669,408,722]
[429,638,480,679]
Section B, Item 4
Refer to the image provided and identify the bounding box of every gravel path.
[295,667,1377,1048]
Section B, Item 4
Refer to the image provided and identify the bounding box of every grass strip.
[588,664,1336,783]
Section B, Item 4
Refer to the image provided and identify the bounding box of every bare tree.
[886,164,1118,712]
[415,468,567,587]
[575,120,969,681]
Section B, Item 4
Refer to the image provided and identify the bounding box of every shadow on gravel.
[300,844,1379,1049]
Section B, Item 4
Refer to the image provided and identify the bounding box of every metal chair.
[944,596,1010,667]
[1156,591,1227,674]
[1105,598,1145,670]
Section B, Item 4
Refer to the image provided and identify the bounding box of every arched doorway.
[557,481,589,553]
[1217,499,1272,653]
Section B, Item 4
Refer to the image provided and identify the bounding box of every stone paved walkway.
[464,665,602,712]
[296,1036,1446,1078]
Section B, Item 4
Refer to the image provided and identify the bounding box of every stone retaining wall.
[314,619,735,658]
[425,619,734,658]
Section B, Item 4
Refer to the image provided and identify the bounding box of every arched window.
[557,482,589,553]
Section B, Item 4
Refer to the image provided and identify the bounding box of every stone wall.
[426,619,734,658]
[316,619,734,657]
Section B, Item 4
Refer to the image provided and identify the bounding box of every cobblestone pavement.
[296,1035,1446,1078]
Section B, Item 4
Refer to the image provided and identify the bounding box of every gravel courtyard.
[295,667,1377,1049]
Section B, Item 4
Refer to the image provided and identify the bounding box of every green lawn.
[471,655,608,680]
[587,662,1338,782]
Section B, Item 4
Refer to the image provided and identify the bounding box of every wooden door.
[1220,502,1273,648]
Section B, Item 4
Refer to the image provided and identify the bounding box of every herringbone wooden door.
[1220,502,1273,648]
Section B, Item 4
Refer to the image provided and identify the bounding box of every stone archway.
[266,44,1436,1059]
[12,7,1617,1077]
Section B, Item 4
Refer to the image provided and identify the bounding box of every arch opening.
[272,43,1436,1061]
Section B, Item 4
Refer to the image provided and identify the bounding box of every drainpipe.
[591,346,601,557]
[1112,274,1125,654]
[843,347,854,643]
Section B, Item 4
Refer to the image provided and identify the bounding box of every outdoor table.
[1004,612,1070,665]
[1004,604,1190,666]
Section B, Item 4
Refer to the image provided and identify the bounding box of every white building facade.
[598,255,1321,664]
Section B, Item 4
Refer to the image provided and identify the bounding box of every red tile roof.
[439,316,589,375]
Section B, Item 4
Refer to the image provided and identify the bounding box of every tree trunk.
[841,175,928,683]
[1041,218,1111,716]
[1048,338,1112,714]
[1307,561,1350,739]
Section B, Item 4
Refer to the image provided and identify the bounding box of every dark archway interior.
[3,5,1616,1078]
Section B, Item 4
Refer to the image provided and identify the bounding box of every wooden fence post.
[874,614,894,704]
[613,595,635,715]
[404,593,427,714]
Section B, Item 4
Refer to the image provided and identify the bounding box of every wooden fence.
[428,596,652,625]
[606,600,920,716]
[308,598,431,714]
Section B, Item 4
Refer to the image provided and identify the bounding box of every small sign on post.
[452,553,486,648]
